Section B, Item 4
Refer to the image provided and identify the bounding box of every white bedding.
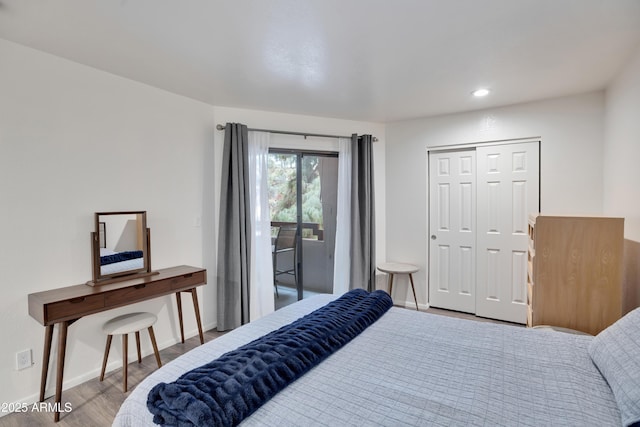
[114,294,621,426]
[100,257,144,276]
[99,248,144,275]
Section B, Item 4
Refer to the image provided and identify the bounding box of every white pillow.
[589,307,640,427]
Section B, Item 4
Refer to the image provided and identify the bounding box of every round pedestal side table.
[377,262,419,311]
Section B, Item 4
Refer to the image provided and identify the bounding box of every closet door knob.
[431,235,437,240]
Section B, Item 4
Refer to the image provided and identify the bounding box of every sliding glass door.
[268,149,338,305]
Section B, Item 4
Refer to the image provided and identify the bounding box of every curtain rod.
[215,124,378,142]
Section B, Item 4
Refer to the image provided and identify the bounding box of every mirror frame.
[89,211,154,285]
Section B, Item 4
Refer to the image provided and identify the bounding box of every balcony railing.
[271,221,324,241]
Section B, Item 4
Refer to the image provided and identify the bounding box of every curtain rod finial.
[216,124,225,131]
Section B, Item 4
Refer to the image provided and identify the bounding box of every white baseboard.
[398,300,430,311]
[3,326,210,414]
[375,273,429,311]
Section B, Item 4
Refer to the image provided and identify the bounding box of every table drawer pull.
[69,297,86,303]
[183,273,193,278]
[134,284,146,289]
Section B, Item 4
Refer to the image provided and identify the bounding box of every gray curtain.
[349,134,376,291]
[216,123,251,331]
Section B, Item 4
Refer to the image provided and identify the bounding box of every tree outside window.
[268,153,323,240]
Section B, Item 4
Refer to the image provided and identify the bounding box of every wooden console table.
[28,265,207,422]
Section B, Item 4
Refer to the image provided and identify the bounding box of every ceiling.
[1,0,640,123]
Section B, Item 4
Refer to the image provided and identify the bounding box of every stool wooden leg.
[409,273,419,311]
[122,334,128,392]
[148,326,162,368]
[100,335,113,381]
[388,273,395,298]
[135,331,142,363]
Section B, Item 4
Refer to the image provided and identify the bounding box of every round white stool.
[377,262,420,311]
[99,312,162,392]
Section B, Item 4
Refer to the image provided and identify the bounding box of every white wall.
[0,39,387,409]
[603,43,640,312]
[4,25,627,414]
[604,43,640,241]
[0,39,216,407]
[102,214,138,252]
[385,92,606,307]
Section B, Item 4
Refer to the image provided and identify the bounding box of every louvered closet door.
[428,150,476,314]
[475,142,539,323]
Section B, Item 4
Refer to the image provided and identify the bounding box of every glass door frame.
[269,148,338,301]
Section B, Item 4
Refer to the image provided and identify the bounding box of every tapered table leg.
[39,325,54,402]
[409,273,419,311]
[190,288,204,345]
[175,289,204,345]
[100,335,112,381]
[148,326,162,368]
[175,292,185,343]
[135,331,142,363]
[122,334,128,392]
[54,321,69,422]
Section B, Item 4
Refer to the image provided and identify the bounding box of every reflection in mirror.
[90,211,151,284]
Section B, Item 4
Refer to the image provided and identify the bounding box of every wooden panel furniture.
[28,265,206,422]
[527,215,624,335]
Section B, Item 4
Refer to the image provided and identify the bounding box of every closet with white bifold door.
[428,140,540,323]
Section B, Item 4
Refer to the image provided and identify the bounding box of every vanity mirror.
[89,211,155,285]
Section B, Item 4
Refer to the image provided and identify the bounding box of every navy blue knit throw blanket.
[147,289,393,427]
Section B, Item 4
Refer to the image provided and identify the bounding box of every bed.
[99,248,144,276]
[114,290,640,427]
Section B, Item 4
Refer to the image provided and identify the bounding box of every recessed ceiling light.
[472,88,490,97]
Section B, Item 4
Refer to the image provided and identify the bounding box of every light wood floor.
[0,305,516,427]
[424,306,524,327]
[0,330,226,427]
[274,286,320,311]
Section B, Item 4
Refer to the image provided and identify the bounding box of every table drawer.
[105,281,172,307]
[170,270,206,290]
[47,294,105,321]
